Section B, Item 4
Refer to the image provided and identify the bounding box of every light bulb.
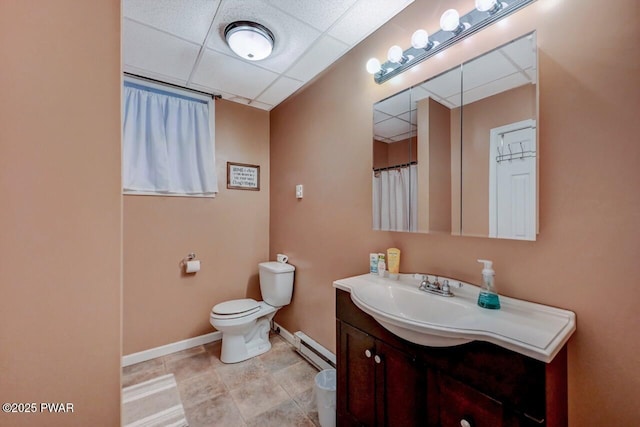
[387,45,404,63]
[440,9,460,32]
[366,58,381,74]
[476,0,502,13]
[411,29,430,49]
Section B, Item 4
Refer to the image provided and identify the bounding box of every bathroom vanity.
[334,275,575,427]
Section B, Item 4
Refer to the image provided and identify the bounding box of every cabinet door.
[375,340,425,427]
[338,322,377,426]
[437,373,503,427]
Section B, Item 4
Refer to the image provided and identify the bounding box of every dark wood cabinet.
[338,322,424,427]
[336,289,567,427]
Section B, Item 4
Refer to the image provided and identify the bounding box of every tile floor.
[122,335,321,427]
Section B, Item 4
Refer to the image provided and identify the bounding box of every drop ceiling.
[123,0,415,111]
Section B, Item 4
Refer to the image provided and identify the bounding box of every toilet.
[210,261,295,363]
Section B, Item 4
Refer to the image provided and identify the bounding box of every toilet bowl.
[210,261,295,363]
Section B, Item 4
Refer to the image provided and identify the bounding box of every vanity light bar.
[369,0,536,84]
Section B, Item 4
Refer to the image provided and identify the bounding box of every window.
[122,77,218,197]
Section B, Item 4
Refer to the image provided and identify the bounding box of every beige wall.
[123,100,270,354]
[462,84,536,236]
[270,0,640,425]
[373,137,416,169]
[428,98,452,233]
[0,1,122,426]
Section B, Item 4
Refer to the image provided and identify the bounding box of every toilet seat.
[211,298,260,320]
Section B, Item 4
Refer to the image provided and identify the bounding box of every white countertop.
[334,273,576,363]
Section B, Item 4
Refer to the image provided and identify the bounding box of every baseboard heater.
[272,322,336,371]
[294,331,336,371]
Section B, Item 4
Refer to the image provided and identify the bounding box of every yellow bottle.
[386,248,401,279]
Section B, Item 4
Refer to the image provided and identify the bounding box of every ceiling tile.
[268,0,358,31]
[463,50,516,92]
[192,49,279,100]
[501,34,536,72]
[417,67,462,104]
[206,0,321,73]
[256,77,304,106]
[285,35,349,82]
[123,0,220,44]
[123,19,200,81]
[374,110,392,124]
[374,89,412,117]
[124,65,188,87]
[375,117,412,139]
[463,74,530,106]
[246,100,273,111]
[329,0,414,45]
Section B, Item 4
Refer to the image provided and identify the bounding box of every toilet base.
[220,316,273,363]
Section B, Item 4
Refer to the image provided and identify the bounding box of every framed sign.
[227,162,260,191]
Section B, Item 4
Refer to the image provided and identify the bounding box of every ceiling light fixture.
[224,21,274,61]
[366,0,533,84]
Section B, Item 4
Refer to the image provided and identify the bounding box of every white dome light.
[440,9,461,32]
[387,45,404,63]
[366,58,381,74]
[476,0,500,12]
[411,29,430,49]
[224,21,274,61]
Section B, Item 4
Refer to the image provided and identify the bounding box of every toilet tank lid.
[212,298,259,315]
[259,261,295,273]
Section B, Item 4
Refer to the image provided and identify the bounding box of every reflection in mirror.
[371,32,537,240]
[372,88,417,231]
[460,33,537,240]
[410,66,462,234]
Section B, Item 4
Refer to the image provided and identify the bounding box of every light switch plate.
[296,184,303,199]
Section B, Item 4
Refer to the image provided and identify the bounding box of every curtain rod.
[123,72,222,100]
[373,161,417,172]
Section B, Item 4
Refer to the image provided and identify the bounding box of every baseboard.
[122,331,222,367]
[273,322,336,371]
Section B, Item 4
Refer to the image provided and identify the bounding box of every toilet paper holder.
[180,252,200,273]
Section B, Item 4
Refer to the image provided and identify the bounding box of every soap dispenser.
[477,259,500,310]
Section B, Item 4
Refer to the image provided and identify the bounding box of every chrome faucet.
[418,275,461,297]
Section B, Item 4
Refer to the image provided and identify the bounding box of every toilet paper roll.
[185,260,200,273]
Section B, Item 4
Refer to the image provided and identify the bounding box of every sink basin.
[351,280,474,347]
[334,274,576,362]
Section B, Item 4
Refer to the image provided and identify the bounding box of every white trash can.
[314,368,336,427]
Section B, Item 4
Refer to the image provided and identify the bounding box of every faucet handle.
[441,279,451,295]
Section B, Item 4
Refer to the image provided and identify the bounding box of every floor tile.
[122,357,166,388]
[258,340,305,373]
[178,371,227,410]
[230,374,290,419]
[186,393,246,427]
[273,360,319,397]
[165,351,213,383]
[123,335,326,426]
[216,359,270,391]
[203,340,225,369]
[163,345,205,364]
[245,399,315,427]
[293,388,321,427]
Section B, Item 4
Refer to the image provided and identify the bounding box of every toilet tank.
[259,261,295,307]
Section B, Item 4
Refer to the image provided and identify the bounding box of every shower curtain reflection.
[372,164,417,232]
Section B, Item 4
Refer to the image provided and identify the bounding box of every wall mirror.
[372,32,538,240]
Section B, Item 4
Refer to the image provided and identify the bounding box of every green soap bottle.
[477,259,500,310]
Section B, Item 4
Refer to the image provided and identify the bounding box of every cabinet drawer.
[438,373,503,427]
